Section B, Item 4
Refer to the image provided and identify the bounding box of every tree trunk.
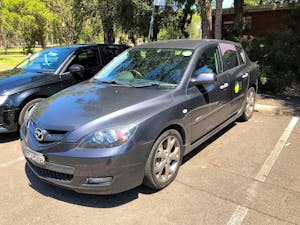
[214,0,223,39]
[101,16,115,44]
[234,0,244,35]
[199,0,212,39]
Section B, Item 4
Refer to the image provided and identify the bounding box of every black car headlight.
[79,125,137,148]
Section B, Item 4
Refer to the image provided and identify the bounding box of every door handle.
[219,83,229,90]
[242,73,249,79]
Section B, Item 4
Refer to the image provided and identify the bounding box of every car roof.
[45,44,128,51]
[133,39,241,50]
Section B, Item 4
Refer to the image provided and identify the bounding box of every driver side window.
[68,48,99,70]
[193,47,221,78]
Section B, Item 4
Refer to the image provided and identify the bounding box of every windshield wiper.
[133,82,178,88]
[100,80,134,87]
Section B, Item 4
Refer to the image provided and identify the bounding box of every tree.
[199,0,212,38]
[234,0,244,36]
[214,0,223,39]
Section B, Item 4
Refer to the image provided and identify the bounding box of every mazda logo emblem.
[35,128,47,142]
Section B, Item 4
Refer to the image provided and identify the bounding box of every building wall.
[213,8,292,37]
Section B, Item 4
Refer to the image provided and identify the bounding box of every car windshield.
[16,48,73,73]
[93,48,193,87]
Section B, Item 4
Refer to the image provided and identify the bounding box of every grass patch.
[0,55,26,67]
[0,48,42,55]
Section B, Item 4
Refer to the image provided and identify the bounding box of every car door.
[219,43,250,115]
[60,47,101,89]
[188,45,231,143]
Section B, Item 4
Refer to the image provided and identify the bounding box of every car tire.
[143,129,183,190]
[240,87,256,121]
[18,98,44,126]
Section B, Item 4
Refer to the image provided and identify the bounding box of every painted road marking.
[227,206,249,225]
[255,116,299,182]
[0,156,25,168]
[226,116,299,225]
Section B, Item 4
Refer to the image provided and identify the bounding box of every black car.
[21,39,259,194]
[0,44,129,133]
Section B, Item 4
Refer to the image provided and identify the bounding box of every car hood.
[0,69,57,95]
[32,81,173,131]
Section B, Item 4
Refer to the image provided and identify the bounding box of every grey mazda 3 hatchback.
[21,39,259,194]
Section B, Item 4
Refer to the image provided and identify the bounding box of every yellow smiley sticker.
[234,82,240,94]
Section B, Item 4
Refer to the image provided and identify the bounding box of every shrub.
[248,29,300,93]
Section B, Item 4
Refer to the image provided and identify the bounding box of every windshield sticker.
[140,51,146,58]
[48,52,58,57]
[175,50,182,56]
[182,50,192,57]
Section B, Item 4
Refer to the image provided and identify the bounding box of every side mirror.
[190,72,217,86]
[69,64,85,79]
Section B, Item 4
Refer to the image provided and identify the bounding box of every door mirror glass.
[190,72,217,85]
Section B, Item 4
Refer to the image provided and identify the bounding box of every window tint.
[70,48,99,68]
[193,46,221,77]
[102,46,123,65]
[237,47,246,65]
[219,43,238,71]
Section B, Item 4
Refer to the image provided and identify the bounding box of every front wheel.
[240,87,256,121]
[143,129,183,190]
[18,98,44,126]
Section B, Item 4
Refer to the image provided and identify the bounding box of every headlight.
[0,95,8,105]
[79,125,137,148]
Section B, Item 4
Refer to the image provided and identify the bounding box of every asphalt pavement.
[0,111,299,225]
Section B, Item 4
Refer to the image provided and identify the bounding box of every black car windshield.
[93,48,193,87]
[16,48,73,73]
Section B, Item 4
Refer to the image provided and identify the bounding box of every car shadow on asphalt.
[0,132,19,143]
[24,121,237,208]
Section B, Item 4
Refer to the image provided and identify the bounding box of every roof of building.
[212,4,295,16]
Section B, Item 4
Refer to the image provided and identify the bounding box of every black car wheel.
[240,87,256,121]
[18,98,44,126]
[144,129,183,190]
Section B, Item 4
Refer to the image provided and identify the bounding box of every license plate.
[23,148,45,165]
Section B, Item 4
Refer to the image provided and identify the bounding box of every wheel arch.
[157,123,186,146]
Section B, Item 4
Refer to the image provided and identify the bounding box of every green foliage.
[248,7,300,93]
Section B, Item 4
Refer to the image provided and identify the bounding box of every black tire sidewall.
[144,129,183,190]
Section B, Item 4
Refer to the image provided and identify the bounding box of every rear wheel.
[18,98,44,125]
[144,129,183,190]
[240,87,256,121]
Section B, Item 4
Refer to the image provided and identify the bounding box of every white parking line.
[0,156,25,168]
[255,116,299,182]
[226,116,299,225]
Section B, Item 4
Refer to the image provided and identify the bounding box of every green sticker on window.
[140,51,146,58]
[175,51,182,56]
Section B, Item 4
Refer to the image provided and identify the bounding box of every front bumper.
[21,129,152,195]
[0,107,19,133]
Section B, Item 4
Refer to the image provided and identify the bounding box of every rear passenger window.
[219,43,239,71]
[237,47,246,65]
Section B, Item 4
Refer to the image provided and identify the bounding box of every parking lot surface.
[0,112,299,225]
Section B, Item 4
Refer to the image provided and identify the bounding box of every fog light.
[86,177,113,185]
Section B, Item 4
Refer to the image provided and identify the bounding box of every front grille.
[28,161,73,182]
[28,119,68,143]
